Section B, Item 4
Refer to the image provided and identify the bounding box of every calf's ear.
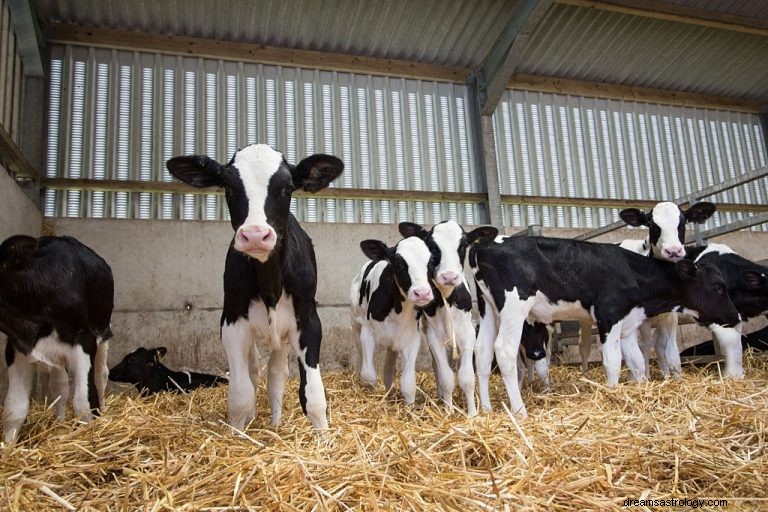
[675,259,698,281]
[619,208,650,227]
[292,154,344,192]
[166,155,224,187]
[741,270,767,290]
[360,240,390,261]
[152,347,168,360]
[684,202,716,224]
[398,222,428,240]
[465,226,498,248]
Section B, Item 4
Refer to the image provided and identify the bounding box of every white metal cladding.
[493,90,768,231]
[0,0,23,144]
[44,44,482,225]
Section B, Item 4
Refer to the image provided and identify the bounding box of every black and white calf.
[517,322,551,390]
[167,144,343,431]
[470,234,743,416]
[682,244,768,378]
[109,347,227,394]
[578,201,717,379]
[350,234,435,404]
[1,235,113,442]
[399,221,497,416]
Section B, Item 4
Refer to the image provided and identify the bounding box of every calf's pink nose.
[412,287,433,303]
[439,271,460,285]
[663,246,684,260]
[236,226,275,251]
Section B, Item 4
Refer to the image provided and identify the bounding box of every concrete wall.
[0,168,41,241]
[44,218,768,381]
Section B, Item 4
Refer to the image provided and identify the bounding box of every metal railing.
[575,165,768,243]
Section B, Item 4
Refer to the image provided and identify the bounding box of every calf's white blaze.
[397,237,433,302]
[650,202,685,260]
[431,221,463,286]
[232,145,284,260]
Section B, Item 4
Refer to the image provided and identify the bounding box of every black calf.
[110,347,227,395]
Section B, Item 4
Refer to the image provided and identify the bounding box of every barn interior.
[1,1,767,509]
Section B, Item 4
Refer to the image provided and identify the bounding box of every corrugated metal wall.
[493,90,768,230]
[44,44,482,225]
[45,44,767,230]
[0,0,23,144]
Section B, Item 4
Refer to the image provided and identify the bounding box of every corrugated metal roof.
[32,0,768,102]
[518,3,768,101]
[33,0,520,68]
[660,0,768,20]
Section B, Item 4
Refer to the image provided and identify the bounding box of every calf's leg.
[4,348,34,443]
[48,365,69,421]
[222,318,256,430]
[710,323,744,379]
[474,308,497,412]
[294,305,328,431]
[495,290,534,417]
[267,342,289,427]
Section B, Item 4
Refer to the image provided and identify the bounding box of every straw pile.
[2,353,767,511]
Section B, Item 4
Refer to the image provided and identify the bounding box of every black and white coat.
[399,221,497,417]
[577,201,716,379]
[684,243,768,378]
[167,144,343,431]
[350,235,435,405]
[469,234,743,417]
[0,235,114,443]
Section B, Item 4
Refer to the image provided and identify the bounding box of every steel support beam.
[467,73,503,228]
[8,0,45,77]
[476,0,553,115]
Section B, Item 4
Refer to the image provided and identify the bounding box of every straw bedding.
[2,353,767,511]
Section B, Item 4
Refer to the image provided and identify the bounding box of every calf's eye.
[713,284,724,294]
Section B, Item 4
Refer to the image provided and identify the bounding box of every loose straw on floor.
[1,352,767,511]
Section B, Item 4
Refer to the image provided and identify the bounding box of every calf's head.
[360,237,435,307]
[398,221,498,289]
[675,260,741,327]
[620,201,715,262]
[167,144,343,262]
[520,322,549,361]
[109,346,168,385]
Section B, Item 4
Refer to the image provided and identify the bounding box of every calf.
[398,221,496,416]
[470,234,743,416]
[350,235,435,405]
[167,144,343,431]
[578,201,717,378]
[1,235,113,442]
[517,322,551,390]
[681,244,768,377]
[109,347,227,394]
